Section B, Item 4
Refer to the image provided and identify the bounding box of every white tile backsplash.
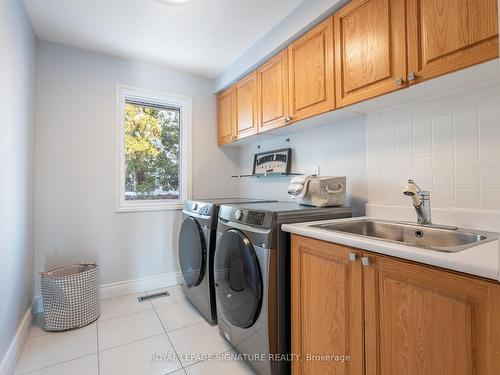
[455,169,480,189]
[396,154,413,172]
[433,170,455,189]
[433,189,455,208]
[414,153,432,171]
[481,190,500,209]
[452,89,478,130]
[366,81,500,209]
[478,82,500,126]
[455,190,480,209]
[433,151,454,170]
[481,168,500,190]
[480,146,500,168]
[455,148,479,169]
[479,123,500,147]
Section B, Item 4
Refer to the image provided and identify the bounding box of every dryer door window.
[215,229,262,328]
[179,217,206,287]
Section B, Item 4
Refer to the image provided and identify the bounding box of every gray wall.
[0,0,36,362]
[237,117,368,217]
[34,41,238,292]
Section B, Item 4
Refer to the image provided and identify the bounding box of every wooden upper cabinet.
[217,87,236,145]
[288,17,335,122]
[363,252,500,375]
[257,50,289,132]
[334,0,407,107]
[291,235,364,375]
[407,0,499,84]
[234,71,258,139]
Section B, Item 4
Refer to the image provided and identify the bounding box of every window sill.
[115,202,184,213]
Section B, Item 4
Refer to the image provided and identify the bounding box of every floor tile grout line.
[15,352,98,375]
[99,304,154,322]
[152,306,184,371]
[152,298,190,311]
[100,298,190,325]
[25,322,98,343]
[99,332,166,353]
[29,315,99,339]
[162,320,210,335]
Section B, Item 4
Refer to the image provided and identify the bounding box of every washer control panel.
[183,201,213,216]
[234,210,244,221]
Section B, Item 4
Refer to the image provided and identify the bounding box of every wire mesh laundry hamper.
[41,263,100,331]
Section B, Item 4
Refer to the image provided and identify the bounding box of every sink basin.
[310,219,496,253]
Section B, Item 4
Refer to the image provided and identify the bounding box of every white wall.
[0,0,35,362]
[34,41,238,291]
[236,117,367,216]
[366,81,500,210]
[215,0,348,92]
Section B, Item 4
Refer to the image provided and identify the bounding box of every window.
[116,85,191,211]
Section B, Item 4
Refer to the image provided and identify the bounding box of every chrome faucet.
[403,179,431,225]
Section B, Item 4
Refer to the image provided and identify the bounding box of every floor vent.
[137,291,170,302]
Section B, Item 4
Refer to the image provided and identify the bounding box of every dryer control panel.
[219,206,273,229]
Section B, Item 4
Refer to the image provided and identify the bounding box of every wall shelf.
[231,172,303,178]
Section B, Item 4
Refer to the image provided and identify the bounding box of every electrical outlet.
[312,166,320,176]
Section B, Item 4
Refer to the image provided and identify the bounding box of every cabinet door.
[235,71,258,139]
[363,252,500,375]
[407,0,499,84]
[334,0,407,107]
[288,17,335,122]
[217,87,236,145]
[291,235,364,375]
[257,50,289,132]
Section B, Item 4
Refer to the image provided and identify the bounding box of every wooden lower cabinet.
[291,234,500,375]
[291,235,364,375]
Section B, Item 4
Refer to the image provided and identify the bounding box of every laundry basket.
[41,263,100,331]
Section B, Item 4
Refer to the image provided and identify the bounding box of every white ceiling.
[23,0,304,78]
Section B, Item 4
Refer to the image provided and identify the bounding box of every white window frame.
[115,84,192,212]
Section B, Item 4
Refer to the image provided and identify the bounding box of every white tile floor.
[15,285,256,375]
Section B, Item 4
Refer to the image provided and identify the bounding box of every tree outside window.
[116,85,191,211]
[124,102,180,200]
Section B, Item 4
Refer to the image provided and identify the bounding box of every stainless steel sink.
[310,219,497,253]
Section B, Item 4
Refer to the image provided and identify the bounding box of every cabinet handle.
[283,116,293,124]
[395,77,405,85]
[361,257,370,266]
[408,72,417,81]
[231,136,237,141]
[348,253,358,262]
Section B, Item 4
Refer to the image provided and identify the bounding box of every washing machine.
[179,198,275,323]
[214,202,352,375]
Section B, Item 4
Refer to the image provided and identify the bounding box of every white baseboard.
[99,271,183,300]
[0,307,33,375]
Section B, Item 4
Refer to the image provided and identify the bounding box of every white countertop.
[282,216,500,282]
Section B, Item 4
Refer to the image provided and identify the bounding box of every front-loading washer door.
[215,229,262,329]
[179,217,206,287]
